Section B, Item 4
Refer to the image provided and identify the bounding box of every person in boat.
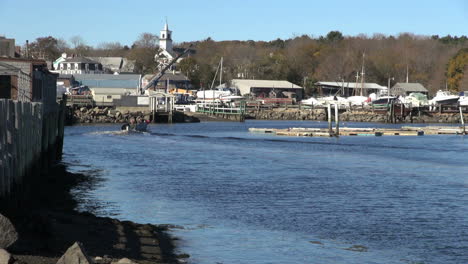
[135,117,148,132]
[121,117,137,131]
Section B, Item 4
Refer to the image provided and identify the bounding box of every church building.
[154,22,196,71]
[154,22,176,70]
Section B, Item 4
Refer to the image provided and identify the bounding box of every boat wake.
[88,130,150,136]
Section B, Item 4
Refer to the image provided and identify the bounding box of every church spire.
[159,20,173,52]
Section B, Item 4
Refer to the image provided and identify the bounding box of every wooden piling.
[334,104,339,135]
[327,104,332,134]
[460,107,466,135]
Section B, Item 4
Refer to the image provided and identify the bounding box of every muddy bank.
[0,164,182,264]
[246,108,468,123]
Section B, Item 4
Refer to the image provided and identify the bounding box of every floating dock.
[249,126,467,137]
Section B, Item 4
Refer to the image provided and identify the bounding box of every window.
[107,95,112,99]
[162,34,165,38]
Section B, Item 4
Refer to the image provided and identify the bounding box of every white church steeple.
[159,22,173,53]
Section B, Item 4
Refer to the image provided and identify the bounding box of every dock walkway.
[249,126,467,137]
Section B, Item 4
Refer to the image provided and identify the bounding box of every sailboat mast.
[360,53,365,96]
[406,64,409,83]
[354,71,359,96]
[220,57,223,86]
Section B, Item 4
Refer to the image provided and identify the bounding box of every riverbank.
[0,164,182,264]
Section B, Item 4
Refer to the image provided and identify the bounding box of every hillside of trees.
[24,32,468,95]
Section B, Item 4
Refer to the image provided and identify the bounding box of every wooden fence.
[0,98,66,198]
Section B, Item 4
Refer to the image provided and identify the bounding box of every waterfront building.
[230,79,303,100]
[0,57,57,106]
[72,74,141,106]
[314,81,386,97]
[391,82,428,96]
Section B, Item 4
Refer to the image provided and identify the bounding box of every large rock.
[0,214,18,249]
[0,249,13,264]
[56,242,94,264]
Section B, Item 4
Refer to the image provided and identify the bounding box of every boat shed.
[74,74,141,90]
[230,79,303,100]
[315,81,386,97]
[391,83,428,96]
[73,74,141,106]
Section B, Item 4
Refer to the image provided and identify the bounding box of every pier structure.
[196,100,246,122]
[249,103,467,137]
[149,92,175,123]
[249,126,466,137]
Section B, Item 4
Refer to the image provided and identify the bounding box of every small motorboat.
[121,120,149,133]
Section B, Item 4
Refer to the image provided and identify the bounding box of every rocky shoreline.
[0,164,184,264]
[68,107,199,124]
[68,106,467,125]
[246,108,468,123]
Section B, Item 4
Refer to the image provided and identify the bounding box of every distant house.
[54,57,104,75]
[0,58,57,110]
[87,57,136,73]
[230,79,303,100]
[314,81,387,97]
[391,83,428,96]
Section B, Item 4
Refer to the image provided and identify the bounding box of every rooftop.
[63,57,100,64]
[231,79,302,89]
[391,82,428,92]
[316,81,386,90]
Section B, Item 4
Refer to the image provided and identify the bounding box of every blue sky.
[1,0,468,46]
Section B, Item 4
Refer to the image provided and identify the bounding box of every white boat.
[219,95,244,102]
[196,88,232,99]
[459,96,468,106]
[317,96,349,106]
[347,96,369,106]
[402,93,429,107]
[429,90,459,105]
[371,96,398,105]
[300,97,322,106]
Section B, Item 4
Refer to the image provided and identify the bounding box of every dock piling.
[334,104,339,135]
[460,107,466,135]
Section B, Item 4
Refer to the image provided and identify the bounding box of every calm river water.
[63,121,468,264]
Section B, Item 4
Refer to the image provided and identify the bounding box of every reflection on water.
[64,121,468,264]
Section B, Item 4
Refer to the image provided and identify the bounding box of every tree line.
[24,32,468,95]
